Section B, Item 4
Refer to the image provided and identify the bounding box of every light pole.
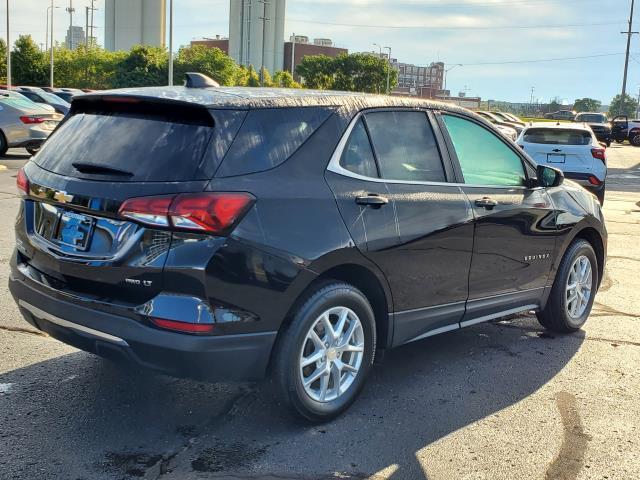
[291,32,295,76]
[168,0,173,85]
[45,6,60,53]
[384,46,391,94]
[444,64,462,92]
[372,43,382,93]
[50,0,54,88]
[6,0,10,88]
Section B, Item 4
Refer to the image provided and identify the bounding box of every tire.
[271,281,376,422]
[0,131,8,156]
[605,139,611,147]
[26,147,39,156]
[537,239,598,333]
[596,184,605,205]
[630,132,640,147]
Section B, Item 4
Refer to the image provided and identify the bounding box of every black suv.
[10,75,607,421]
[574,112,612,146]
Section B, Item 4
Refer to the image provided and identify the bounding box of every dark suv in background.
[574,112,611,146]
[10,74,607,421]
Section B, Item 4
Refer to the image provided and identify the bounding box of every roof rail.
[184,72,220,89]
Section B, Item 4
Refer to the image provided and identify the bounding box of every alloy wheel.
[566,255,593,319]
[298,306,365,403]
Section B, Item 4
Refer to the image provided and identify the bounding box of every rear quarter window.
[215,107,333,177]
[523,128,592,145]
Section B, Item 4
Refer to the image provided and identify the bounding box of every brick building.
[283,36,347,77]
[191,36,229,54]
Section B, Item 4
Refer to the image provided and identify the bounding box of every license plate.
[54,211,95,251]
[547,153,566,163]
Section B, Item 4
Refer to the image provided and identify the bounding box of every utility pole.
[258,0,270,86]
[620,0,638,114]
[85,6,88,48]
[6,0,10,88]
[50,0,54,87]
[168,0,173,85]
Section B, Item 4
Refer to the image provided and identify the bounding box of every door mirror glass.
[537,165,564,188]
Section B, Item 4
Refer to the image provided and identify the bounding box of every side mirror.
[537,165,564,188]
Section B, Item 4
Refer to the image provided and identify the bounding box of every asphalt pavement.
[0,145,638,480]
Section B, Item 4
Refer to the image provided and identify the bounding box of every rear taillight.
[119,192,255,235]
[151,318,214,334]
[591,148,606,163]
[16,168,29,195]
[588,175,602,186]
[19,116,46,124]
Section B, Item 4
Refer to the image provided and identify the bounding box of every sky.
[4,0,639,104]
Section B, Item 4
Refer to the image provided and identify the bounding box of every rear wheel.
[537,239,598,333]
[271,282,376,422]
[26,147,40,156]
[630,132,640,147]
[596,183,605,205]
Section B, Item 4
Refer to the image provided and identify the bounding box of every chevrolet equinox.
[10,73,607,421]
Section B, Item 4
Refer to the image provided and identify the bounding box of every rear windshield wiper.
[72,162,134,177]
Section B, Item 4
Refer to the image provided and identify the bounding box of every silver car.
[0,93,62,156]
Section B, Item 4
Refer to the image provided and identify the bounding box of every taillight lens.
[119,192,255,235]
[588,175,602,186]
[16,168,29,195]
[151,318,214,334]
[19,116,46,124]
[591,148,606,163]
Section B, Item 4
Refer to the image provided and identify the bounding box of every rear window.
[215,107,333,177]
[522,128,592,145]
[34,106,245,182]
[0,96,41,111]
[575,114,607,123]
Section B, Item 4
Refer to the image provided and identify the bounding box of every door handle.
[356,194,389,208]
[474,197,499,210]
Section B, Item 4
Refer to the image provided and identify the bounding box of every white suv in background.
[517,122,607,204]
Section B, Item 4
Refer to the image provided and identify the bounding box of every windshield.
[523,128,592,145]
[576,114,607,123]
[38,91,70,105]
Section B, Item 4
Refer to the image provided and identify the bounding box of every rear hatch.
[17,95,244,305]
[520,127,595,172]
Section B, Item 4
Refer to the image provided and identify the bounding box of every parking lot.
[0,145,638,480]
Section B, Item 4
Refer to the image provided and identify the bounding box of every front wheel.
[537,239,598,333]
[271,282,376,422]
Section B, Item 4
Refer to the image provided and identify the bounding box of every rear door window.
[523,128,592,145]
[364,111,446,182]
[216,107,333,177]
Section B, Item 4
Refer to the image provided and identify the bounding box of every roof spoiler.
[184,72,220,89]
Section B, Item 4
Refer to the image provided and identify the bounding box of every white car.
[517,122,607,203]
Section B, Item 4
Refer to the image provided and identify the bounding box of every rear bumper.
[9,272,277,382]
[563,172,606,192]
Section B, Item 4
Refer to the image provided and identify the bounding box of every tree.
[174,45,239,86]
[112,45,168,88]
[11,35,48,85]
[296,53,398,93]
[244,65,261,87]
[272,70,301,88]
[609,94,637,117]
[0,39,6,83]
[573,98,601,112]
[259,66,273,87]
[295,55,335,89]
[547,99,562,113]
[332,53,397,93]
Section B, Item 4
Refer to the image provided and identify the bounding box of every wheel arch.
[276,255,395,360]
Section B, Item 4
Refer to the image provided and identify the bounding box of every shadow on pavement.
[0,314,584,479]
